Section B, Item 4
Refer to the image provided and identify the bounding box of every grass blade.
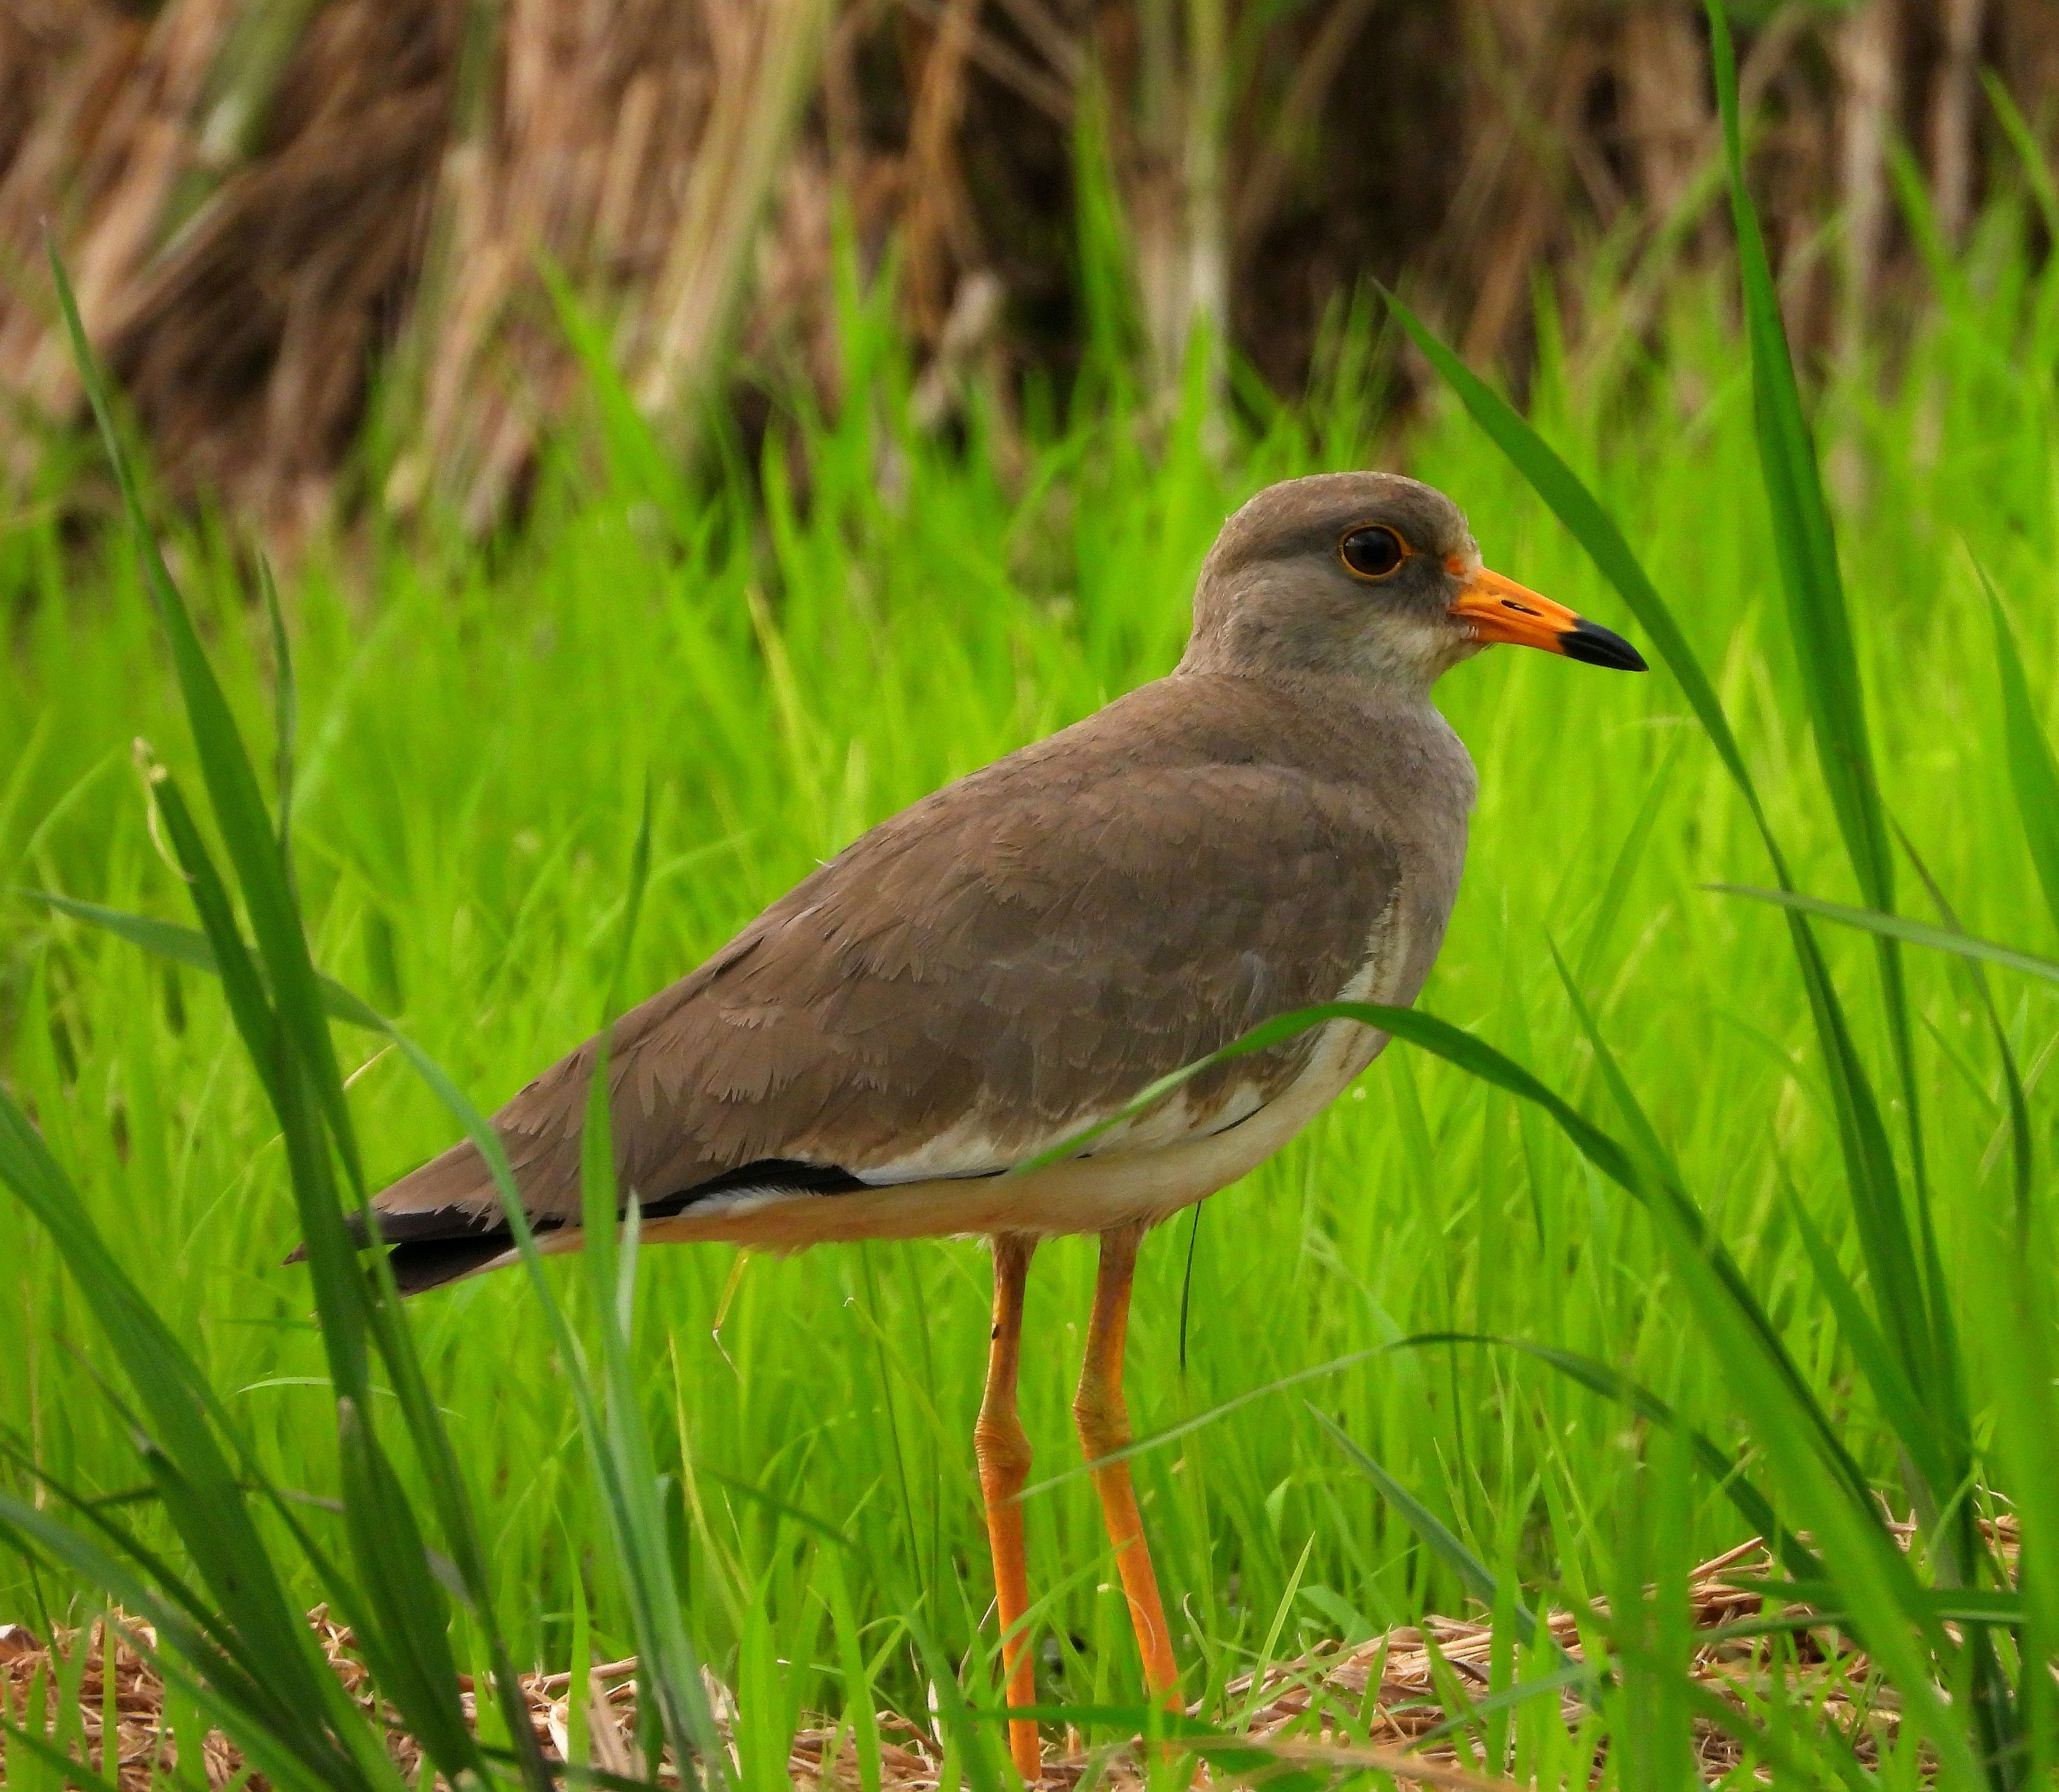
[577,789,729,1787]
[1544,948,1873,1507]
[1713,886,2059,986]
[1309,1407,1564,1662]
[260,553,295,861]
[0,1428,375,1789]
[1390,231,1963,1497]
[1977,557,2059,941]
[1394,1332,1818,1579]
[48,237,365,1205]
[147,767,495,1774]
[0,1714,128,1792]
[1897,828,2059,1756]
[1707,7,1970,1552]
[20,888,394,1027]
[1707,3,1892,915]
[1780,1193,1946,1495]
[48,241,548,1789]
[1576,732,1688,988]
[0,1091,355,1752]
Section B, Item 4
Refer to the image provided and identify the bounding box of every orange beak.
[1448,564,1647,670]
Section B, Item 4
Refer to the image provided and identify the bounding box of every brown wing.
[361,676,1402,1273]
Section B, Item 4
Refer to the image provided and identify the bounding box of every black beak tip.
[1561,620,1648,673]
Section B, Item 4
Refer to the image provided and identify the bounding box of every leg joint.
[974,1406,1034,1481]
[1071,1384,1129,1461]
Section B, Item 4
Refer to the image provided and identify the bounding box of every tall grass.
[3,29,2059,1780]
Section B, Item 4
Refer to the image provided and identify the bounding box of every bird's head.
[1180,471,1647,689]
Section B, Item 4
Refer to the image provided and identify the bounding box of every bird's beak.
[1448,565,1648,671]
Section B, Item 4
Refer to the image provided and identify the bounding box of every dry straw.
[5,1,2059,537]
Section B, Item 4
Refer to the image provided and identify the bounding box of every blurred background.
[2,0,2048,542]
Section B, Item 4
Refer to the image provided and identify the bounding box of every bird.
[328,471,1644,1781]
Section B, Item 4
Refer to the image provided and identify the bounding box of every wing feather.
[366,676,1408,1248]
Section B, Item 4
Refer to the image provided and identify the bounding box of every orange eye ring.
[1339,524,1410,580]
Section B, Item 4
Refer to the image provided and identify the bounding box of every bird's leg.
[977,1234,1041,1783]
[1072,1222,1182,1711]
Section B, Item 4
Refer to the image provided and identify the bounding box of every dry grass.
[0,1,460,532]
[384,0,831,534]
[7,1520,2008,1790]
[8,1,2059,538]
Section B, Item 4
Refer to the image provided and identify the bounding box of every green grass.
[5,56,2059,1781]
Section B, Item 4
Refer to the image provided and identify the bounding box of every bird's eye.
[1340,525,1407,580]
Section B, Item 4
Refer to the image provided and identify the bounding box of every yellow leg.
[1072,1223,1182,1711]
[976,1235,1041,1782]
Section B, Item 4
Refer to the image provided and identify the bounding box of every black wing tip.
[282,1226,531,1295]
[282,1203,526,1291]
[281,1157,871,1291]
[387,1234,521,1294]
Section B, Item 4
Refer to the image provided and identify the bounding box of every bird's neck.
[1171,647,1442,710]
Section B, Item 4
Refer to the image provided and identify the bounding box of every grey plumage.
[331,472,1607,1290]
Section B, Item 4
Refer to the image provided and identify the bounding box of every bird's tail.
[284,1131,579,1294]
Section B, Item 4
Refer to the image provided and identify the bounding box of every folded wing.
[349,679,1403,1287]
